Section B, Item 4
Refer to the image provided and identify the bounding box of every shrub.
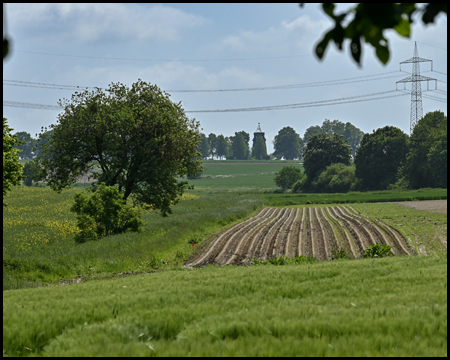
[363,243,393,258]
[274,165,304,190]
[312,163,356,193]
[70,183,143,243]
[331,248,348,260]
[291,173,308,193]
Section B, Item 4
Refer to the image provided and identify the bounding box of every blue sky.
[3,3,447,153]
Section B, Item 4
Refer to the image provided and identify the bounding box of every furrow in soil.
[258,208,290,261]
[329,206,366,257]
[214,207,279,265]
[243,208,284,263]
[339,206,384,248]
[336,206,378,247]
[302,208,313,257]
[296,208,306,256]
[189,207,272,266]
[225,208,279,265]
[318,207,340,259]
[284,208,300,258]
[309,207,327,260]
[272,208,298,258]
[323,207,356,258]
[345,205,413,256]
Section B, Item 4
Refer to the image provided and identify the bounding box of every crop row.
[189,206,415,266]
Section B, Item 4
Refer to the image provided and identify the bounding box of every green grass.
[262,188,447,206]
[3,186,263,290]
[351,203,447,258]
[190,162,303,191]
[3,256,446,357]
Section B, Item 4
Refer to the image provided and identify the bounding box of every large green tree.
[231,132,249,160]
[303,125,322,144]
[401,110,447,189]
[251,136,268,160]
[321,119,346,135]
[343,122,364,158]
[303,3,447,66]
[216,135,228,160]
[34,79,202,216]
[274,165,304,190]
[13,131,35,160]
[305,120,364,158]
[33,129,53,158]
[302,133,352,180]
[355,126,409,190]
[207,133,217,159]
[273,126,301,160]
[3,118,24,206]
[198,133,210,159]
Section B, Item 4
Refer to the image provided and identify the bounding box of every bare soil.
[187,205,417,267]
[396,200,447,214]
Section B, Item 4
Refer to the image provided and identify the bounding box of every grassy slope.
[3,187,263,289]
[3,256,447,357]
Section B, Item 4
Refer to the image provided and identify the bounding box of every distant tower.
[252,123,266,148]
[396,42,437,134]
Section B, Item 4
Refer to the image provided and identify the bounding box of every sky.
[3,3,447,154]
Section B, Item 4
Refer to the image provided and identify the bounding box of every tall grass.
[3,256,446,357]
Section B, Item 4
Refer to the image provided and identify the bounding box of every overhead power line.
[4,90,412,113]
[13,49,318,62]
[185,90,409,113]
[3,70,411,93]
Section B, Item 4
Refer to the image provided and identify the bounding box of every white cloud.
[7,3,208,42]
[218,15,329,54]
[64,62,267,93]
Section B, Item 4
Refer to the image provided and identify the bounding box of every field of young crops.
[189,204,447,267]
[3,256,447,357]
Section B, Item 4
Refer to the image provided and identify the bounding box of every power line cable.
[398,89,446,103]
[3,90,409,113]
[185,90,408,113]
[3,71,406,93]
[431,70,447,76]
[421,94,447,103]
[13,49,319,62]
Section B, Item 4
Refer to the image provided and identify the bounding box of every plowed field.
[189,206,416,266]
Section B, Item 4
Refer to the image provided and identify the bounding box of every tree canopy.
[252,136,268,160]
[3,118,23,206]
[13,131,35,160]
[355,126,409,190]
[303,3,447,66]
[303,120,364,157]
[302,133,352,180]
[273,126,301,160]
[34,79,202,216]
[401,110,447,189]
[231,132,249,160]
[198,133,210,159]
[216,135,228,160]
[274,165,303,190]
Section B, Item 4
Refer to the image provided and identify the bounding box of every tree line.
[198,119,364,161]
[275,110,447,193]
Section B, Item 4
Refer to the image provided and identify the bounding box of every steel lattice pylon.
[396,42,437,133]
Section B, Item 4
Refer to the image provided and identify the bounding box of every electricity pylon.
[396,42,437,134]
